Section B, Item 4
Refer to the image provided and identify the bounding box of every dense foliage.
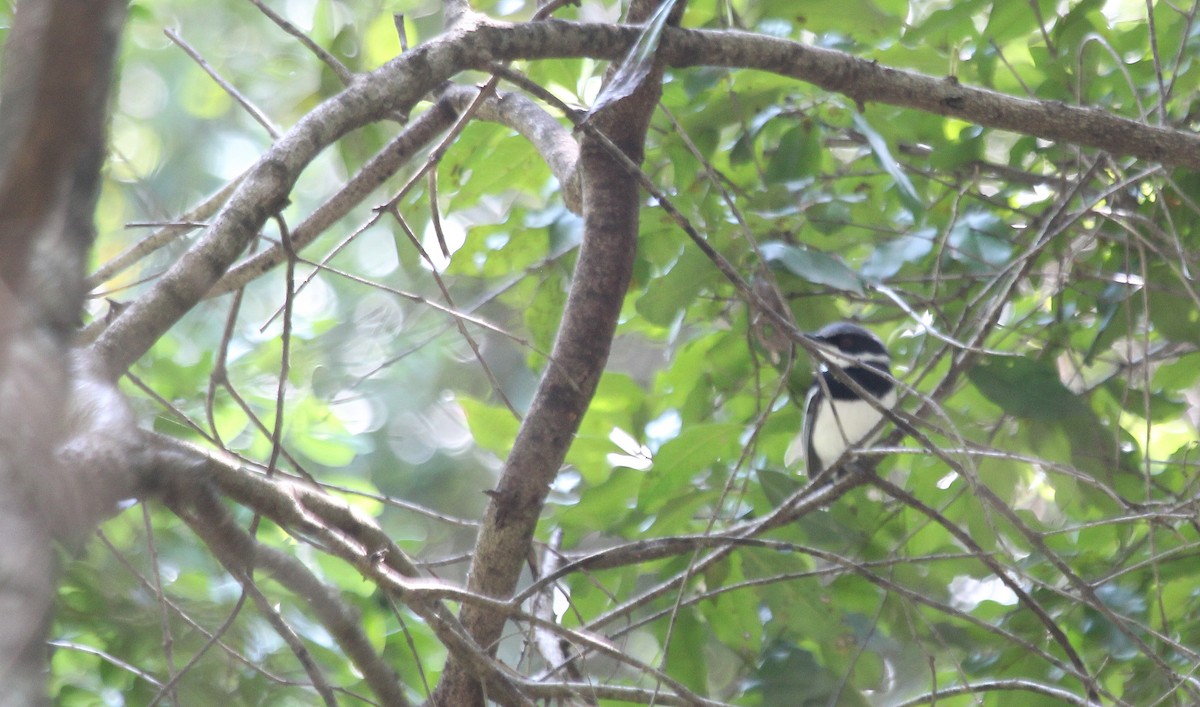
[8,0,1199,704]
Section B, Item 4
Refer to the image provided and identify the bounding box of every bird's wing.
[798,382,822,474]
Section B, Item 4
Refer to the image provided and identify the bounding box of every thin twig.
[164,28,280,138]
[245,0,354,85]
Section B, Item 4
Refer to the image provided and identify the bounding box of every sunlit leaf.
[459,397,519,455]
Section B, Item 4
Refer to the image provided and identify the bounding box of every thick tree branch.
[655,26,1200,169]
[0,0,127,703]
[434,4,675,704]
[148,434,544,706]
[0,0,121,304]
[459,21,1200,169]
[208,82,579,299]
[207,100,457,298]
[89,18,504,378]
[91,19,1200,380]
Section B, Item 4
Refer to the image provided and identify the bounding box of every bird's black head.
[807,322,890,362]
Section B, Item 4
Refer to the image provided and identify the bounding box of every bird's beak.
[801,332,830,363]
[802,332,840,363]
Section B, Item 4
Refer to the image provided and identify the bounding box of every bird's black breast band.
[818,361,892,400]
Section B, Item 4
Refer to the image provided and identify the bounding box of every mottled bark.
[431,4,678,703]
[0,0,129,703]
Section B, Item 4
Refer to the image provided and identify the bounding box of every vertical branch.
[433,3,678,704]
[0,0,129,703]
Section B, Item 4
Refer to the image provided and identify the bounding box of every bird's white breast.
[810,388,898,470]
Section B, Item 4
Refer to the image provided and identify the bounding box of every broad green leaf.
[1153,352,1200,390]
[765,123,824,183]
[1083,281,1138,364]
[757,467,802,508]
[564,466,641,535]
[663,608,708,692]
[970,358,1126,480]
[760,241,865,294]
[902,0,986,47]
[459,397,519,455]
[947,210,1013,269]
[805,199,855,235]
[750,639,870,707]
[852,112,924,218]
[968,358,1090,421]
[589,0,679,114]
[786,0,903,39]
[984,0,1051,45]
[641,423,742,511]
[524,271,566,359]
[636,245,715,326]
[860,227,936,280]
[1149,289,1200,345]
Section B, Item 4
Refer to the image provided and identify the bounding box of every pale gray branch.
[93,20,1200,380]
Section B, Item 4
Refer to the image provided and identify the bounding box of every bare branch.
[244,0,355,85]
[164,28,281,139]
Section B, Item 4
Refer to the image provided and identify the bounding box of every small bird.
[791,322,897,478]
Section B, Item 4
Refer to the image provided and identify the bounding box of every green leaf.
[968,358,1090,420]
[970,358,1127,480]
[1153,352,1200,390]
[750,639,871,707]
[756,467,802,508]
[589,0,679,114]
[635,245,714,326]
[947,210,1013,269]
[805,199,855,235]
[640,423,742,512]
[1149,289,1200,345]
[524,271,566,362]
[760,241,865,294]
[789,0,903,39]
[1083,281,1138,364]
[860,227,936,280]
[902,0,986,47]
[983,0,1047,44]
[852,112,924,217]
[664,608,709,691]
[765,123,824,184]
[565,467,641,534]
[459,397,520,455]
